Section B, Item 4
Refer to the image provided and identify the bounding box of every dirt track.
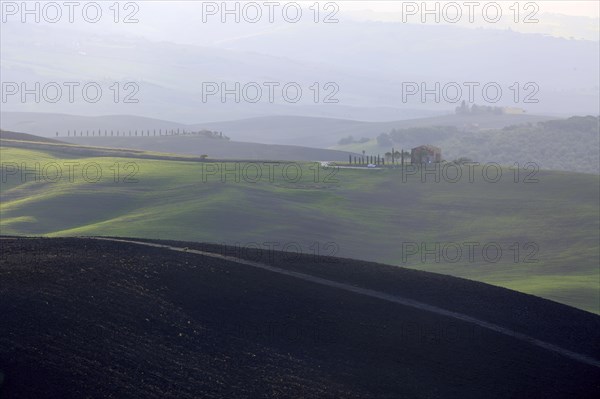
[91,236,600,368]
[1,237,599,398]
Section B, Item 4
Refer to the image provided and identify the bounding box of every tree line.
[57,129,230,140]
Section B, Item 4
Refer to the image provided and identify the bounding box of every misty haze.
[1,1,599,398]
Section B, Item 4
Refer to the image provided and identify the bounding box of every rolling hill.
[0,130,66,144]
[0,130,360,163]
[58,135,360,162]
[0,112,188,139]
[2,18,598,120]
[0,237,598,398]
[2,111,569,167]
[2,111,555,147]
[335,116,600,174]
[1,143,598,313]
[194,113,557,147]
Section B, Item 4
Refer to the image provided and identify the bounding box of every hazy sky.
[3,1,597,41]
[343,1,599,18]
[339,1,599,40]
[1,1,598,118]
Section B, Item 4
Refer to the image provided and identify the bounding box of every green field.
[1,145,599,313]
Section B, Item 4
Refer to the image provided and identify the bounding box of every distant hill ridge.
[0,130,66,144]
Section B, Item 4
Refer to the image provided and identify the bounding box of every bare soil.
[1,237,598,398]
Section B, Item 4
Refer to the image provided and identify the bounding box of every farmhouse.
[411,145,442,164]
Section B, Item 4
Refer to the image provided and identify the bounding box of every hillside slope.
[197,113,556,147]
[61,135,359,162]
[1,145,598,313]
[335,116,600,174]
[1,111,555,147]
[0,130,66,144]
[0,237,598,398]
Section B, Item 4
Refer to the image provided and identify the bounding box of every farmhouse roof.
[412,144,441,152]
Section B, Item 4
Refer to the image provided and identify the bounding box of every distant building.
[503,107,526,115]
[411,145,442,164]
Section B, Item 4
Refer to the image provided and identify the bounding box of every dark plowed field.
[1,237,599,398]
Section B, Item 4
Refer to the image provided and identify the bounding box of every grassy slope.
[61,135,360,162]
[1,146,598,313]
